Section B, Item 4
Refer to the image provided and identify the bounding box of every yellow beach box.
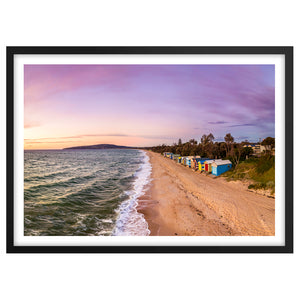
[177,156,182,163]
[198,161,201,171]
[198,160,206,171]
[196,158,209,171]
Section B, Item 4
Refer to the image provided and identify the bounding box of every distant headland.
[63,144,135,150]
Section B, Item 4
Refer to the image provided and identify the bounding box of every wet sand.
[137,151,275,236]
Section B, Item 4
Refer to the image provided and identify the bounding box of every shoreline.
[138,151,275,236]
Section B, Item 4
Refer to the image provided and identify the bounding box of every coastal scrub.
[222,155,275,195]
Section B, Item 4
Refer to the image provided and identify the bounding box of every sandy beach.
[138,151,275,236]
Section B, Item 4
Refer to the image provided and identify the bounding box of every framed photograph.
[6,46,293,253]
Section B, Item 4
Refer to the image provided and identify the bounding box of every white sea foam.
[113,151,152,236]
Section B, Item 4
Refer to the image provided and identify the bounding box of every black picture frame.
[6,46,293,253]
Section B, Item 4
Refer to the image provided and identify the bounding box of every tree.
[241,146,253,159]
[201,133,215,157]
[206,133,215,157]
[201,133,214,145]
[201,134,207,145]
[196,143,204,156]
[261,137,275,153]
[220,142,227,158]
[211,142,220,159]
[224,133,234,157]
[182,143,191,156]
[232,143,243,168]
[175,147,181,154]
[207,133,214,143]
[178,138,182,146]
[189,138,197,146]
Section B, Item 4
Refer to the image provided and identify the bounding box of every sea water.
[24,149,151,236]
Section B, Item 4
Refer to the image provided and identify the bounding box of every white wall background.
[0,1,298,299]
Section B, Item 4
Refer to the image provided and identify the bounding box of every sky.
[24,64,275,149]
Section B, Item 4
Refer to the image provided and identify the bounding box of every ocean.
[24,149,152,236]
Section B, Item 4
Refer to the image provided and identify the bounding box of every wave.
[112,150,152,236]
[24,173,98,192]
[24,170,68,182]
[24,148,149,236]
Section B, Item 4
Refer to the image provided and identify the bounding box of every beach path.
[138,151,275,236]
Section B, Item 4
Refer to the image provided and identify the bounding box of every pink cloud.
[24,65,137,106]
[24,120,41,129]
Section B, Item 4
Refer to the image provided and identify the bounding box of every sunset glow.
[24,64,275,149]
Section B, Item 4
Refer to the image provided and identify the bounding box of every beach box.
[191,158,203,170]
[211,160,232,176]
[172,154,181,161]
[204,159,216,172]
[197,158,209,171]
[185,156,194,167]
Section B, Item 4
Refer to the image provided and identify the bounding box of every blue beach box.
[211,160,232,176]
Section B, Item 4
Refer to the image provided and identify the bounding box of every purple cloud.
[25,64,275,147]
[208,121,229,125]
[229,123,256,127]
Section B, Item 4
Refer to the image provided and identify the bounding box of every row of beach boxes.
[163,153,232,176]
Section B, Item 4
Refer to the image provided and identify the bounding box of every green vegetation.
[222,155,275,194]
[146,133,253,161]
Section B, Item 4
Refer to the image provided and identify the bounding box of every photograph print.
[24,64,276,237]
[6,47,293,253]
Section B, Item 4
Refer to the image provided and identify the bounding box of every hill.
[63,144,134,150]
